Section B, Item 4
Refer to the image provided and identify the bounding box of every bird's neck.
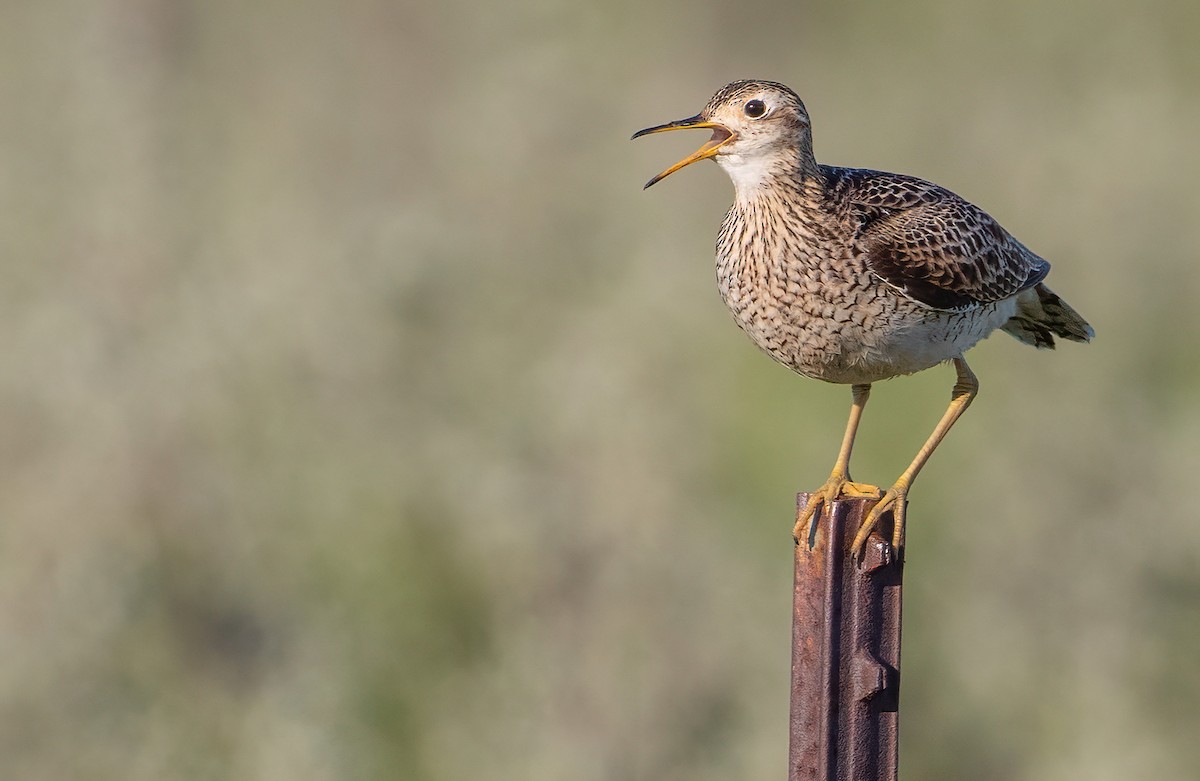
[718,147,824,201]
[715,149,834,288]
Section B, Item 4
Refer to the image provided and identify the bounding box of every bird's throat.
[718,148,822,198]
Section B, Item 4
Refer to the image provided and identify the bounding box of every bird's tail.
[1001,283,1094,349]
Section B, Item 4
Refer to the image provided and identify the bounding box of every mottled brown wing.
[832,168,1049,311]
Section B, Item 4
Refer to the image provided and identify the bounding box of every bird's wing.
[833,169,1049,311]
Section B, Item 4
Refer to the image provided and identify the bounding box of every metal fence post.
[789,494,904,781]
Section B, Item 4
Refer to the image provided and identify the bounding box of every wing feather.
[828,168,1049,311]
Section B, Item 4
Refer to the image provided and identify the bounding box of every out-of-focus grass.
[1,1,1198,779]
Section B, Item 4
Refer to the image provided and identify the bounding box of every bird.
[632,80,1093,556]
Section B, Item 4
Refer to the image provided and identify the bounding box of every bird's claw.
[850,486,908,560]
[794,475,881,548]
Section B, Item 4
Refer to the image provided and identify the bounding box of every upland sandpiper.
[633,80,1093,555]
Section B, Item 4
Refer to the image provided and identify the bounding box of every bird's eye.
[744,99,767,118]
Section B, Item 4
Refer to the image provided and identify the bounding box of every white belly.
[728,292,1016,385]
[797,298,1017,384]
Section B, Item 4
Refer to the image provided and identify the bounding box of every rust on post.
[789,494,904,781]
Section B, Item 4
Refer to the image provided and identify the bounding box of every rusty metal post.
[789,494,904,781]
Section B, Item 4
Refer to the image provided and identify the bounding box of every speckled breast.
[715,206,1011,385]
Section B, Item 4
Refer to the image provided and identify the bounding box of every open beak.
[631,114,736,189]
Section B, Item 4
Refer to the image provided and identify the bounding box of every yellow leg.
[794,383,881,546]
[850,357,979,556]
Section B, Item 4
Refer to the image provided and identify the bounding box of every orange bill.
[632,115,736,189]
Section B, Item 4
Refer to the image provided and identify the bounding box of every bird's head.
[632,80,813,190]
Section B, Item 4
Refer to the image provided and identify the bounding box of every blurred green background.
[3,1,1198,779]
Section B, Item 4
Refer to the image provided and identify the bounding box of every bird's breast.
[714,204,1005,384]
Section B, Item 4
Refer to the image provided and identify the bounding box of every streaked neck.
[717,147,822,199]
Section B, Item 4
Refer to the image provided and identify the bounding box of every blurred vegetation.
[2,1,1198,779]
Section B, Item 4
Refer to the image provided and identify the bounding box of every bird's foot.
[794,475,881,548]
[850,484,909,559]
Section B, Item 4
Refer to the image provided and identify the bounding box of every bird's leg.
[851,357,979,557]
[794,383,880,547]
